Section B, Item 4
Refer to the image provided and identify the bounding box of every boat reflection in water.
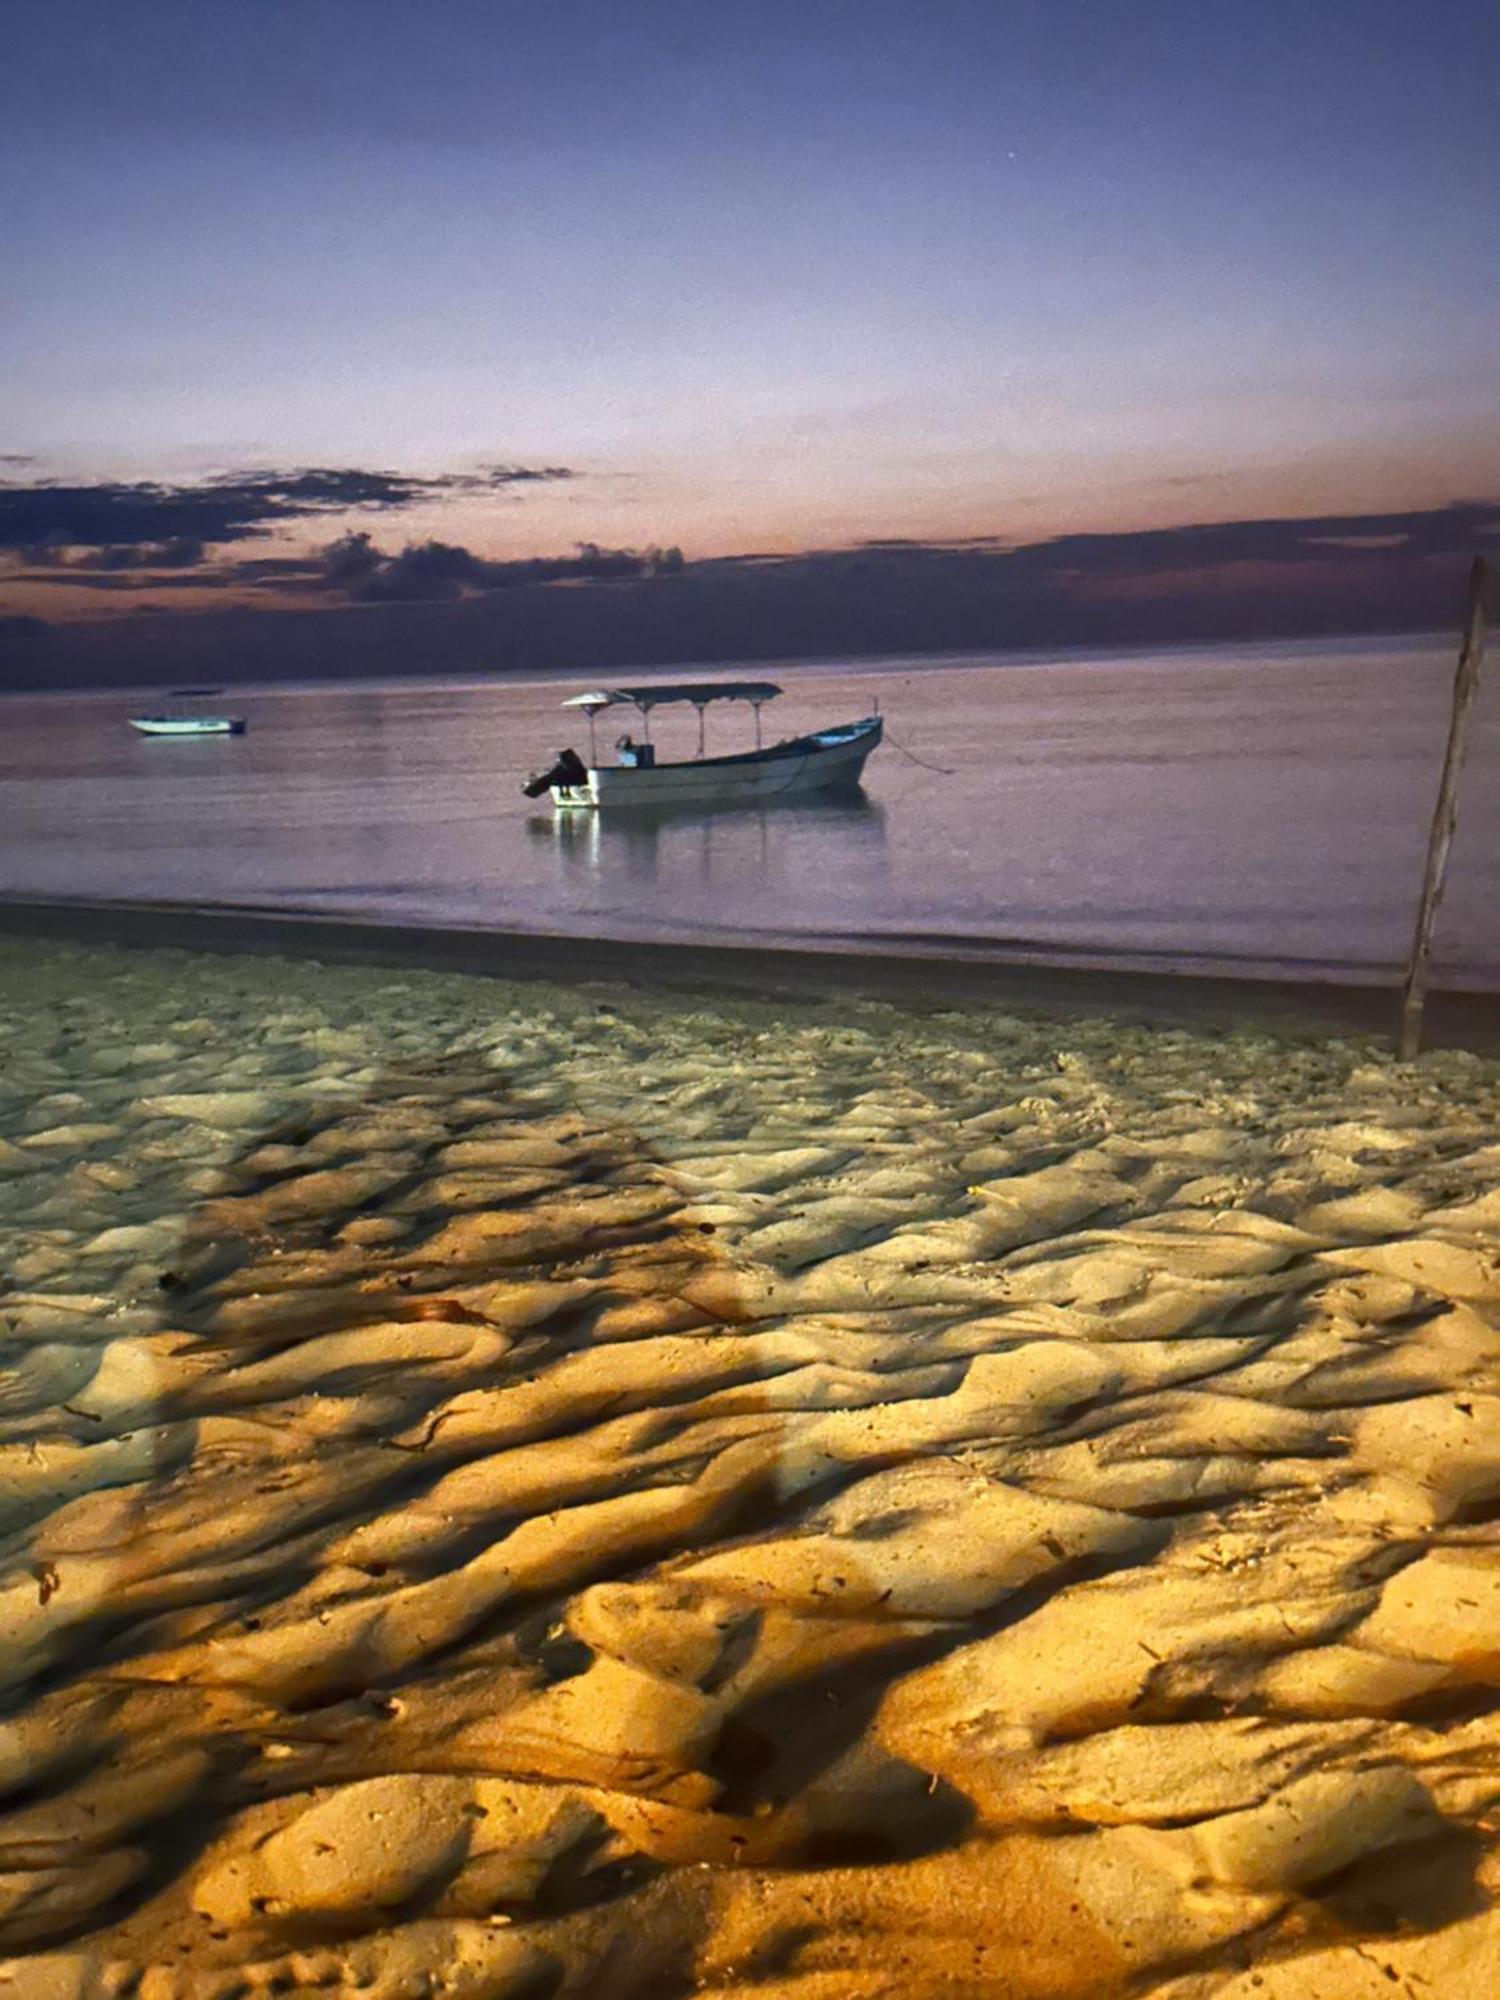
[529,790,890,943]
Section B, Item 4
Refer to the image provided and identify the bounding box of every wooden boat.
[523,682,882,810]
[129,715,246,737]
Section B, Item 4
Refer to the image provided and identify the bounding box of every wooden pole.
[1396,557,1489,1060]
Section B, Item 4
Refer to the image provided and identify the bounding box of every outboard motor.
[522,747,588,799]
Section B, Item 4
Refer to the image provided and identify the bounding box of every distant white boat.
[523,682,882,810]
[129,716,246,737]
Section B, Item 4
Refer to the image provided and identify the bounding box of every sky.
[1,0,1497,660]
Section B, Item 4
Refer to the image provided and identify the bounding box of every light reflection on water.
[1,636,1497,984]
[528,793,891,944]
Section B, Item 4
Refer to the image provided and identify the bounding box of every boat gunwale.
[579,715,880,776]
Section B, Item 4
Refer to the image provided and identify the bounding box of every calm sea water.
[2,636,1497,986]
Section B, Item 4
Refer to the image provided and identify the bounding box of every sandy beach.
[2,929,1499,1998]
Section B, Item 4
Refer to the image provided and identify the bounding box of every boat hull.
[551,717,882,810]
[129,717,246,736]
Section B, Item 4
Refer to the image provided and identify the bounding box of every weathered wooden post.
[1396,557,1490,1060]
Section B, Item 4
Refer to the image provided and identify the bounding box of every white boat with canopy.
[523,682,882,810]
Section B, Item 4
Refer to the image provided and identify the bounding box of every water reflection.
[528,790,890,937]
[9,639,1498,977]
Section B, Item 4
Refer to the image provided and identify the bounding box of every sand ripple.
[1,940,1498,1996]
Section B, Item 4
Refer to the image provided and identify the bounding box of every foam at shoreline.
[2,935,1498,1997]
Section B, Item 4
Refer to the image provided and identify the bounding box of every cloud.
[469,465,575,487]
[6,569,235,594]
[320,531,386,585]
[857,533,1005,550]
[1012,504,1489,580]
[7,500,1490,699]
[319,533,685,602]
[227,555,325,578]
[718,503,1493,583]
[202,464,572,507]
[4,525,681,605]
[8,495,1491,693]
[0,462,577,554]
[71,536,208,571]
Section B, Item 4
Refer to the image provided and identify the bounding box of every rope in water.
[881,726,958,776]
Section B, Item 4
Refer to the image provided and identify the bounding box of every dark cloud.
[70,536,208,571]
[0,462,577,554]
[349,539,487,601]
[320,531,385,585]
[204,467,439,510]
[6,569,233,593]
[319,532,685,603]
[200,464,571,507]
[155,536,209,567]
[72,546,151,572]
[719,503,1494,582]
[470,465,575,487]
[6,501,1490,695]
[223,555,328,583]
[1005,504,1492,582]
[857,533,1005,551]
[0,453,39,467]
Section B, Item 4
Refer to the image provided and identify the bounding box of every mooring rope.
[881,726,958,776]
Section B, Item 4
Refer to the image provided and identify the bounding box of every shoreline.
[1,890,1495,1052]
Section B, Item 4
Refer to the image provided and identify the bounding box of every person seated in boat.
[521,746,588,798]
[615,733,655,769]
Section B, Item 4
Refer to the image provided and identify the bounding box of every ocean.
[2,632,1496,987]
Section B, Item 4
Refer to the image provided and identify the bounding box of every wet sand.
[2,893,1498,1051]
[2,930,1498,1998]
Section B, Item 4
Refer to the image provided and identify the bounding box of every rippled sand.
[2,938,1498,1999]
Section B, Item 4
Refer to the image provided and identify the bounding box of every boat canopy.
[561,681,782,715]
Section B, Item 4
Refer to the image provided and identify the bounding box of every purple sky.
[1,0,1496,640]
